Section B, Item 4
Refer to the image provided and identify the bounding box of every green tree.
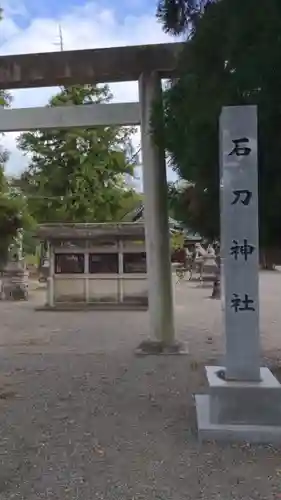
[155,0,281,264]
[0,98,29,265]
[17,84,137,223]
[0,174,32,267]
[0,8,33,266]
[156,0,215,36]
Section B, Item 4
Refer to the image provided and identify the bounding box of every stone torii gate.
[0,42,187,354]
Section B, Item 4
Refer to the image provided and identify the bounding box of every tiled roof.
[127,204,201,240]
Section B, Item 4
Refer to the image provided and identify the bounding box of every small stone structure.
[36,222,148,310]
[0,229,29,301]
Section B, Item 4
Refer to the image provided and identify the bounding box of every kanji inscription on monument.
[220,105,260,381]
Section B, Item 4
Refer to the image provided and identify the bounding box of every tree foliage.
[0,70,29,263]
[156,0,215,36]
[0,175,32,266]
[155,0,281,248]
[0,9,33,266]
[17,84,138,224]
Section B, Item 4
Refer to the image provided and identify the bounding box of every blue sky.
[4,0,155,26]
[35,0,152,26]
[0,0,178,185]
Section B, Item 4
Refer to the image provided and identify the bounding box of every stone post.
[84,249,89,304]
[220,106,260,381]
[136,72,187,355]
[47,244,54,308]
[195,105,281,444]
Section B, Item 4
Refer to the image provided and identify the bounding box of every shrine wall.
[50,238,148,308]
[53,275,148,304]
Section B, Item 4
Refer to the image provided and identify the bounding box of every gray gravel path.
[0,272,280,499]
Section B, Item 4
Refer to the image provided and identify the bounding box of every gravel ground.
[0,272,281,499]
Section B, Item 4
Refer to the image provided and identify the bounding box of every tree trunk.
[0,243,9,272]
[260,248,276,270]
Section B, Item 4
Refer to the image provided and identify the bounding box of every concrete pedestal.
[0,260,28,301]
[196,366,281,444]
[1,271,28,300]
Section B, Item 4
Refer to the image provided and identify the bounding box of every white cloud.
[1,0,28,20]
[0,0,177,185]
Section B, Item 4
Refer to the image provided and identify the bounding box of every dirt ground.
[0,272,281,499]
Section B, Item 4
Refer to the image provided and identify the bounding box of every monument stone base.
[196,366,281,444]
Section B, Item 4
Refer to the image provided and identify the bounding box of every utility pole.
[53,25,64,90]
[58,24,64,51]
[54,24,64,51]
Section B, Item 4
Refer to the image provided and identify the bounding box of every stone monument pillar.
[195,105,281,443]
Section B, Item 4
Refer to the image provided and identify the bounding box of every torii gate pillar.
[136,72,188,355]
